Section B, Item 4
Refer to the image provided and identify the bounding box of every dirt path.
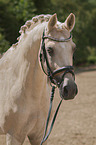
[0,67,96,145]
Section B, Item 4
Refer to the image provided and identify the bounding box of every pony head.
[40,13,78,100]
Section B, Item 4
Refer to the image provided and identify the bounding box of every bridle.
[40,29,75,87]
[40,29,75,145]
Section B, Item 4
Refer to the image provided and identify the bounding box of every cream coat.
[0,13,75,145]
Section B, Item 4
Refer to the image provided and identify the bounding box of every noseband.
[40,30,75,87]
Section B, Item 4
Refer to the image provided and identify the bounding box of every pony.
[0,13,78,145]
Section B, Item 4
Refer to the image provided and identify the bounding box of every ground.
[0,66,96,145]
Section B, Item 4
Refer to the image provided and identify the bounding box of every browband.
[43,35,72,42]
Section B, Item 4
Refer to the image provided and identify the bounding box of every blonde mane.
[12,14,52,48]
[0,14,53,66]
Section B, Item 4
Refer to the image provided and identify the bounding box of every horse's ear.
[63,13,75,32]
[48,13,57,31]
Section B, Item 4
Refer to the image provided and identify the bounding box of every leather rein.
[40,29,75,145]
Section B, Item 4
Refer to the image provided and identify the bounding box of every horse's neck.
[0,22,50,103]
[25,22,46,77]
[20,22,49,100]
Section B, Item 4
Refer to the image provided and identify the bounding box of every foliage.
[12,0,36,21]
[0,28,10,53]
[87,47,96,64]
[0,0,96,65]
[0,0,36,45]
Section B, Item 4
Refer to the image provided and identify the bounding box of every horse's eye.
[47,47,54,55]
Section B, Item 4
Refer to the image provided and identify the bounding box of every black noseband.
[52,66,74,77]
[40,29,75,86]
[52,66,75,87]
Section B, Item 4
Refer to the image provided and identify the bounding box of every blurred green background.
[0,0,96,66]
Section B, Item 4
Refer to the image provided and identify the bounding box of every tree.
[0,0,36,46]
[0,27,10,53]
[12,0,36,21]
[0,0,96,64]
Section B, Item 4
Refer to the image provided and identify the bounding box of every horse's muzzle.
[59,78,78,100]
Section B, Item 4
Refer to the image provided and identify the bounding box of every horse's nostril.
[64,86,68,97]
[60,79,78,100]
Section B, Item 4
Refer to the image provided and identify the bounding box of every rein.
[40,29,75,145]
[40,86,63,145]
